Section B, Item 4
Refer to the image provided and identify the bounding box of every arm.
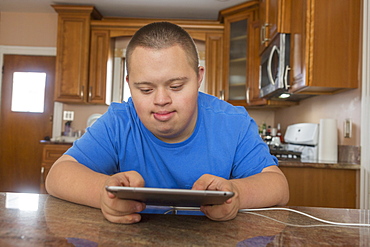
[192,165,289,221]
[46,155,146,224]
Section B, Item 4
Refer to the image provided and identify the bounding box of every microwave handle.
[268,45,279,85]
[284,66,291,89]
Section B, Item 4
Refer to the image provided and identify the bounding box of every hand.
[192,174,240,221]
[100,171,146,224]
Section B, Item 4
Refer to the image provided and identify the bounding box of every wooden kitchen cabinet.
[88,29,114,104]
[53,5,106,104]
[53,5,224,101]
[40,144,71,194]
[259,0,291,52]
[280,166,358,208]
[289,0,361,95]
[219,1,260,106]
[219,2,296,108]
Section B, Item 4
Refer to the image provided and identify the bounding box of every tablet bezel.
[105,186,234,207]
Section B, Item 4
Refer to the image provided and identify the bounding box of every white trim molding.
[0,45,56,93]
[361,1,370,209]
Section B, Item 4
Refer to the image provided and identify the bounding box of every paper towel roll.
[318,119,338,163]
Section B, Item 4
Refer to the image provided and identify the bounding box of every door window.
[11,72,46,113]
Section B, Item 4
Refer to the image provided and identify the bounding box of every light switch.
[344,118,352,138]
[63,111,74,121]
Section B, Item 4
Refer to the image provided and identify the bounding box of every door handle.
[267,45,279,85]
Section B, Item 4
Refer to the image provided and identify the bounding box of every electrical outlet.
[63,111,74,121]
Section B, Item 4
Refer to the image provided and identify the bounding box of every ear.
[197,66,205,89]
[125,75,129,84]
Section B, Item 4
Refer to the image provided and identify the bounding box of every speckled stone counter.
[278,160,360,170]
[1,193,370,246]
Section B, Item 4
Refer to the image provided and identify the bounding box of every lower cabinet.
[280,166,359,209]
[41,144,72,194]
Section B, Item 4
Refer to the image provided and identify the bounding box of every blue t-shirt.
[66,92,277,189]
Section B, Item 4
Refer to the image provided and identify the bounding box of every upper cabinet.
[53,5,110,104]
[259,0,291,52]
[220,1,296,108]
[52,5,224,104]
[220,2,259,106]
[289,0,361,95]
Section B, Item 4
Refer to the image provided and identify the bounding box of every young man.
[46,22,289,224]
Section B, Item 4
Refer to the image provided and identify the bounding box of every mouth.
[153,111,176,122]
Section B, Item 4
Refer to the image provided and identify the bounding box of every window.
[11,72,46,113]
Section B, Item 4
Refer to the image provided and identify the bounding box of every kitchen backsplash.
[62,104,109,134]
[338,145,361,164]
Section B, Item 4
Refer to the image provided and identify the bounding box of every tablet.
[105,186,234,207]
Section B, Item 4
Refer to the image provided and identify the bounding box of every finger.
[101,198,146,223]
[192,174,215,190]
[103,198,146,216]
[103,211,142,224]
[106,171,145,187]
[200,204,238,221]
[125,171,145,187]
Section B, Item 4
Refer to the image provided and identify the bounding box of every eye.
[170,84,183,91]
[139,87,153,94]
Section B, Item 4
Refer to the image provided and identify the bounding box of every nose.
[153,88,172,106]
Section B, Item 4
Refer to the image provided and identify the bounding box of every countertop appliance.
[259,33,290,99]
[284,123,319,162]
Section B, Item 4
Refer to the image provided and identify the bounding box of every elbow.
[278,175,290,206]
[45,166,55,196]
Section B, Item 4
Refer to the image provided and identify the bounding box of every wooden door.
[0,55,55,193]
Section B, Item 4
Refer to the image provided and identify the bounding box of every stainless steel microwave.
[259,33,290,99]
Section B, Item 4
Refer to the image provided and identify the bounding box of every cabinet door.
[289,0,306,91]
[205,33,224,98]
[89,29,114,104]
[223,9,259,106]
[227,17,248,101]
[54,13,90,103]
[280,166,357,208]
[259,0,278,50]
[247,20,268,105]
[259,0,290,52]
[290,0,360,94]
[41,144,71,194]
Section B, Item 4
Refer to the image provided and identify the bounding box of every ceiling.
[0,0,250,20]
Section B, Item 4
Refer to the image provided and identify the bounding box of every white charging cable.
[239,207,370,227]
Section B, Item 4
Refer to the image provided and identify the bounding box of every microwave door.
[268,45,280,86]
[259,43,281,98]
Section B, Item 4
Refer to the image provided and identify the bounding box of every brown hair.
[126,22,199,74]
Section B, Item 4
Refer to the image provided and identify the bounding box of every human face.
[127,45,204,143]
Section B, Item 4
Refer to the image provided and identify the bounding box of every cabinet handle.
[219,90,225,101]
[89,86,92,102]
[40,167,45,184]
[80,86,84,99]
[261,23,270,45]
[246,87,250,104]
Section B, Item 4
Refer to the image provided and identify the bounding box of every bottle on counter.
[264,125,272,144]
[262,122,267,137]
[276,123,284,143]
[64,121,72,137]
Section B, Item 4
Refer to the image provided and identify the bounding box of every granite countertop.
[278,160,361,170]
[40,140,360,170]
[40,140,74,145]
[1,192,370,246]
